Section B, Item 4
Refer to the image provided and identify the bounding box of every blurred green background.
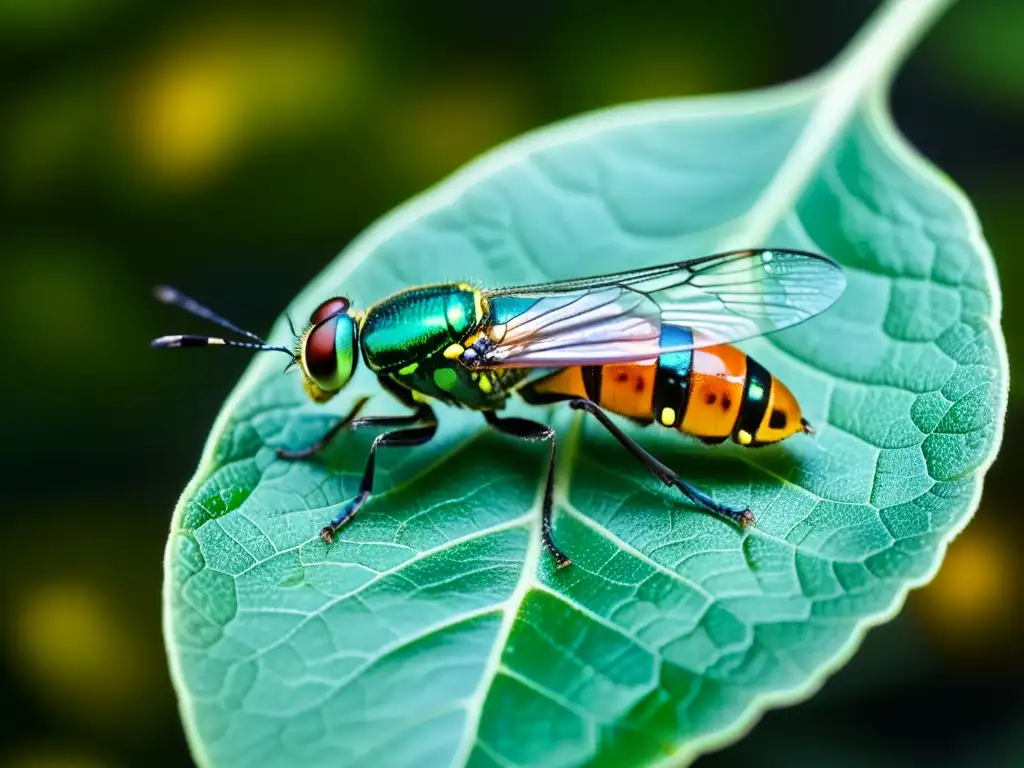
[0,0,1019,766]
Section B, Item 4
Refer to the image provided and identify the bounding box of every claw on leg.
[705,501,753,530]
[319,490,370,545]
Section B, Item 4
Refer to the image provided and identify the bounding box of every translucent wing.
[464,249,845,369]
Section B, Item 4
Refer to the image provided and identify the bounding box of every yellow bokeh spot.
[914,521,1015,651]
[5,747,110,768]
[125,18,358,186]
[129,49,239,184]
[12,582,148,720]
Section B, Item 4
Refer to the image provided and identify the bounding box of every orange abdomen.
[678,345,747,440]
[522,326,807,447]
[524,362,656,422]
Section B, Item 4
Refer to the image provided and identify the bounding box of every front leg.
[277,396,371,460]
[278,375,427,460]
[320,420,438,543]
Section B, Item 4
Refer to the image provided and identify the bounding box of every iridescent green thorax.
[360,284,482,373]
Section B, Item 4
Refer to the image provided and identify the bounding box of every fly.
[153,249,845,568]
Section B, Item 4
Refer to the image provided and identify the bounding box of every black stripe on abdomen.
[734,355,772,441]
[582,366,603,402]
[653,325,694,428]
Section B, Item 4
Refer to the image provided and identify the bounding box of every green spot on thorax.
[433,367,458,391]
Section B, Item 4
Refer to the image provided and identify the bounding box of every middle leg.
[278,375,430,460]
[319,420,438,544]
[483,410,571,568]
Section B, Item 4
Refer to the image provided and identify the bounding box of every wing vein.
[474,249,845,369]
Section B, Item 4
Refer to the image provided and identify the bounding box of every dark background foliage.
[0,1,1019,766]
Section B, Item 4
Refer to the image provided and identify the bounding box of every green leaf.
[163,1,1007,765]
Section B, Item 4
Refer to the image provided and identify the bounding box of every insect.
[154,249,845,568]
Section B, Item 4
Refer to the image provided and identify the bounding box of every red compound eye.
[309,297,349,325]
[304,316,339,381]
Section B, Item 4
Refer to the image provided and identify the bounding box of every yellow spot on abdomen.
[737,429,752,446]
[478,374,493,394]
[660,407,676,426]
[443,344,465,360]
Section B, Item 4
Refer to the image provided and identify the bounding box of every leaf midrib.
[440,6,957,762]
[727,0,956,248]
[449,420,551,765]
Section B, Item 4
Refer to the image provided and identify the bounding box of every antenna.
[154,285,266,343]
[150,334,295,356]
[152,286,295,360]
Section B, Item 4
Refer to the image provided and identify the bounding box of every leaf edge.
[645,80,1010,768]
[158,75,1009,768]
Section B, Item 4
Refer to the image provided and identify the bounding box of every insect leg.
[483,411,571,569]
[568,398,753,528]
[278,375,428,460]
[320,420,438,544]
[277,401,436,460]
[277,395,371,460]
